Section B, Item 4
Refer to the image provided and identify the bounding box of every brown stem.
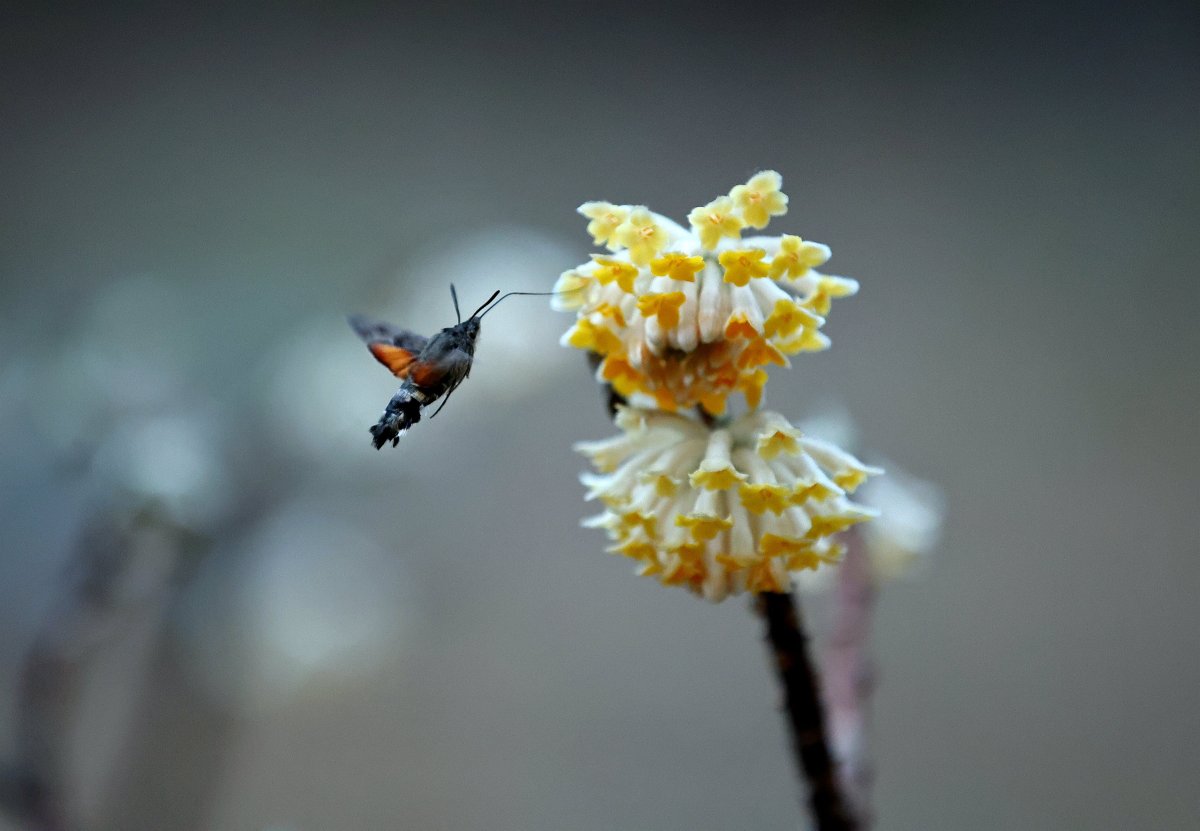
[756,591,858,831]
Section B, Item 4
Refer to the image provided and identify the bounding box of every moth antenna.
[475,286,585,319]
[450,283,462,324]
[467,290,502,320]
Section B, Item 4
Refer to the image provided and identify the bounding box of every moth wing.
[368,343,422,379]
[348,314,430,379]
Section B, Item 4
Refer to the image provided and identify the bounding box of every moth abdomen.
[369,384,425,449]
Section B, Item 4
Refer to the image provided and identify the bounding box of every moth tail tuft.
[369,387,423,449]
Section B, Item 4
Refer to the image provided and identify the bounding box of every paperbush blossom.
[576,408,881,601]
[559,170,880,599]
[555,171,858,415]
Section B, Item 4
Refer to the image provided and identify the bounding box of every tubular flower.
[730,170,788,229]
[554,171,858,414]
[576,408,881,601]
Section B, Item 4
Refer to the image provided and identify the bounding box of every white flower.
[860,465,944,580]
[575,408,881,601]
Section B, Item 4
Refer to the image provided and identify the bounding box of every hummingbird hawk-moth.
[349,285,559,449]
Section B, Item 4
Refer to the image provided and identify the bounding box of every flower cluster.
[560,171,880,599]
[555,171,858,415]
[576,408,880,601]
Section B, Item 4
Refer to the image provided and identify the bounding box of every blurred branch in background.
[816,459,945,829]
[1,507,204,830]
[825,536,878,828]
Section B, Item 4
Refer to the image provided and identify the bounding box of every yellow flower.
[730,170,788,229]
[676,512,734,541]
[723,312,760,340]
[650,252,705,282]
[719,248,770,287]
[763,298,821,339]
[564,318,623,356]
[739,483,791,515]
[551,269,590,311]
[777,327,831,355]
[590,256,640,293]
[688,429,746,490]
[637,291,687,330]
[800,436,883,494]
[735,337,787,370]
[770,235,831,280]
[592,301,626,327]
[735,368,768,410]
[575,408,879,600]
[755,414,803,459]
[615,208,668,265]
[687,196,744,251]
[578,201,630,249]
[599,355,642,396]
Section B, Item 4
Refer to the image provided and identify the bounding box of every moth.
[349,285,556,449]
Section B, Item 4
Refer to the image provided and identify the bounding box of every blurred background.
[1,2,1197,829]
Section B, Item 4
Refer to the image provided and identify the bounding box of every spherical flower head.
[555,170,860,415]
[575,408,881,601]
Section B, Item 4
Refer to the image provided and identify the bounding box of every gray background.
[1,2,1197,829]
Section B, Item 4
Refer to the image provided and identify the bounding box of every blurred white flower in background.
[90,411,233,530]
[393,226,580,396]
[260,320,391,464]
[795,407,944,588]
[27,276,192,454]
[176,504,417,713]
[2,276,237,534]
[858,466,944,580]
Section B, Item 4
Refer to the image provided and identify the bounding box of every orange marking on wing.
[369,344,418,378]
[409,361,445,388]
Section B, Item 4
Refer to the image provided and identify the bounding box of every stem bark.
[755,591,858,831]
